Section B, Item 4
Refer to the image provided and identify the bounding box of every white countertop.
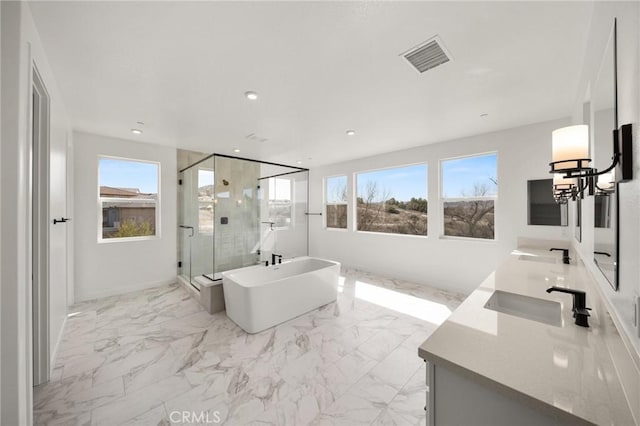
[419,248,636,425]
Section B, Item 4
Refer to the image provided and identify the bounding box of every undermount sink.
[518,255,558,264]
[484,290,562,327]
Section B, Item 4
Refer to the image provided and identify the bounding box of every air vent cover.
[402,36,451,74]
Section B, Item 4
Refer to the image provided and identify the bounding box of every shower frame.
[178,153,309,291]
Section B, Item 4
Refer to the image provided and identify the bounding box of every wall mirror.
[527,179,568,226]
[592,20,618,289]
[574,101,590,243]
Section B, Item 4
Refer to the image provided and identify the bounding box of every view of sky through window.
[357,164,427,202]
[326,176,347,203]
[269,178,291,201]
[198,169,214,189]
[442,153,497,198]
[99,158,158,193]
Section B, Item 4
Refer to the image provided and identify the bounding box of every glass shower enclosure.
[178,153,309,290]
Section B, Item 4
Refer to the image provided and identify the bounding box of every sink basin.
[484,290,562,327]
[518,255,558,264]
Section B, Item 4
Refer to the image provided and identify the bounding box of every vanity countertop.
[418,248,637,425]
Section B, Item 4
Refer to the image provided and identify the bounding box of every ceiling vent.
[401,36,451,74]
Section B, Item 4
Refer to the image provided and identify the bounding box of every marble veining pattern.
[34,268,464,425]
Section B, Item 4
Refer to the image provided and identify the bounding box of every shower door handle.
[179,225,195,237]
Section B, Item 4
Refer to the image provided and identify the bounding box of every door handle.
[179,225,195,237]
[53,217,71,224]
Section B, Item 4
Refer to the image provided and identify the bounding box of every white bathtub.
[221,257,340,333]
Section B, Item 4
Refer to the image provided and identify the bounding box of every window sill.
[439,235,497,243]
[98,235,159,244]
[355,230,429,239]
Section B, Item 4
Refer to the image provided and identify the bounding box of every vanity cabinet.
[418,248,636,426]
[424,360,574,426]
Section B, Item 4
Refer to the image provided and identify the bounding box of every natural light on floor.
[354,280,452,324]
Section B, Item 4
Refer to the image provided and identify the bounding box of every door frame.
[31,64,50,386]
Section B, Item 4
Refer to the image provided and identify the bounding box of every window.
[99,157,159,240]
[268,177,292,228]
[356,164,428,236]
[198,169,214,233]
[325,175,348,229]
[441,153,497,239]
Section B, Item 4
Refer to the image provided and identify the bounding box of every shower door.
[178,157,215,289]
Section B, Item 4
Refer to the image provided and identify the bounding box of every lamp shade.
[553,174,576,190]
[551,125,589,172]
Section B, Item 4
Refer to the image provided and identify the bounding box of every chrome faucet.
[546,286,590,327]
[271,253,283,265]
[550,248,570,265]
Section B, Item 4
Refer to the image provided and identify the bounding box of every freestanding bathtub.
[221,257,340,333]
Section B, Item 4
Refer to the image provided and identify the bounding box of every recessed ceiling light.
[131,129,143,135]
[245,91,258,100]
[136,121,145,126]
[233,148,241,153]
[296,160,303,165]
[346,130,356,136]
[480,113,489,118]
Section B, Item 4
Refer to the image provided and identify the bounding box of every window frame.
[97,155,161,243]
[196,167,215,236]
[439,152,498,241]
[353,162,429,238]
[267,176,293,230]
[324,174,349,231]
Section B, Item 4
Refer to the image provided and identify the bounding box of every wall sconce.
[553,174,578,203]
[550,125,590,173]
[549,123,633,201]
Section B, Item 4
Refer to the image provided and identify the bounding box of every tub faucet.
[272,253,283,265]
[550,248,570,264]
[546,286,590,327]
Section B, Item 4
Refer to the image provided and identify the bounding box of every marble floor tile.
[356,329,407,362]
[312,393,384,425]
[91,374,192,425]
[122,404,169,426]
[35,268,463,425]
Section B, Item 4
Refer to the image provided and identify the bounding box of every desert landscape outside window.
[355,164,428,236]
[441,153,497,239]
[99,157,159,240]
[325,175,348,229]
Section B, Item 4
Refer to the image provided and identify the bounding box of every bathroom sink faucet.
[550,248,570,264]
[272,253,283,265]
[546,286,590,327]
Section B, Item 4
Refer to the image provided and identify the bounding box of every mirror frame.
[592,19,619,291]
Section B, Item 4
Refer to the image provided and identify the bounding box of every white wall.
[0,3,4,422]
[1,2,72,424]
[570,1,640,361]
[310,118,571,295]
[74,131,178,301]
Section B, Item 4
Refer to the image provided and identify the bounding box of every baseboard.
[74,278,177,302]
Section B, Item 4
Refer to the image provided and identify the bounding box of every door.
[32,67,50,386]
[48,123,68,372]
[32,65,69,386]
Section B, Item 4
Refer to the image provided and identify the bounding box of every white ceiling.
[28,1,594,167]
